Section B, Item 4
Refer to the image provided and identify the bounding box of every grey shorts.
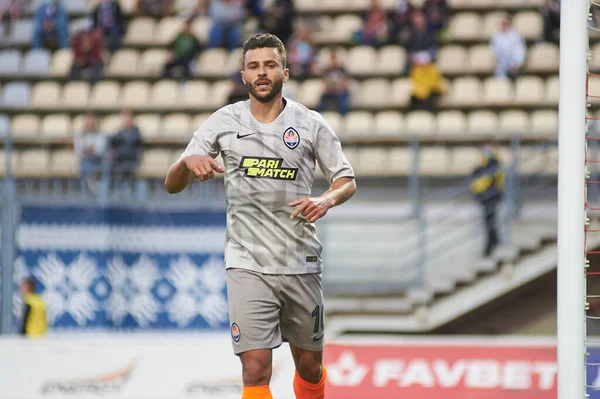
[226,267,324,355]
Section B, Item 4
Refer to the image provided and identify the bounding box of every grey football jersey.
[179,98,355,274]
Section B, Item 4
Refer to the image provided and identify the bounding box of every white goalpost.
[557,0,588,397]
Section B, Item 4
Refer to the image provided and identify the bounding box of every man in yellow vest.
[19,277,48,337]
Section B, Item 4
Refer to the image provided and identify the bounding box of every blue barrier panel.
[588,347,600,398]
[13,205,229,331]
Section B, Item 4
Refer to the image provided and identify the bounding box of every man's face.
[241,47,288,103]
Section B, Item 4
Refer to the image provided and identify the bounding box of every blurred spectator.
[162,18,201,80]
[490,16,525,81]
[470,143,505,257]
[31,0,69,49]
[227,72,248,104]
[258,0,295,46]
[353,0,389,47]
[540,0,560,44]
[208,0,245,50]
[93,0,125,53]
[245,0,262,17]
[405,11,438,75]
[69,29,104,84]
[135,0,172,18]
[317,52,350,116]
[389,0,415,46]
[19,277,47,338]
[287,24,318,80]
[408,54,446,111]
[74,113,107,193]
[108,110,143,184]
[422,0,449,36]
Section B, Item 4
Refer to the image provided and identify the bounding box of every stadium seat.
[483,77,513,106]
[0,50,21,75]
[119,0,136,14]
[50,49,73,77]
[137,149,172,178]
[526,43,559,73]
[69,17,92,36]
[192,17,211,43]
[321,111,344,135]
[209,80,232,109]
[419,147,451,176]
[448,12,481,41]
[294,0,319,12]
[359,79,391,109]
[390,78,412,108]
[124,18,155,46]
[514,76,544,106]
[122,81,150,109]
[99,113,122,134]
[150,80,180,109]
[16,149,50,177]
[139,49,169,76]
[343,111,374,138]
[451,147,482,175]
[227,48,244,72]
[469,45,494,74]
[530,110,558,137]
[436,111,467,137]
[388,147,413,176]
[513,11,543,40]
[329,15,363,43]
[1,82,30,108]
[71,114,87,135]
[545,75,559,106]
[61,82,90,109]
[41,114,71,138]
[63,0,88,13]
[107,49,139,77]
[11,114,41,137]
[316,46,348,69]
[197,48,229,77]
[161,113,191,137]
[445,77,481,107]
[9,19,33,46]
[482,11,508,40]
[358,148,389,176]
[377,45,405,75]
[297,79,323,109]
[346,46,378,76]
[374,111,404,137]
[437,46,467,75]
[591,42,600,72]
[50,150,79,177]
[543,147,558,175]
[181,81,211,109]
[468,110,498,136]
[155,17,183,45]
[135,114,161,138]
[30,82,61,109]
[22,49,51,76]
[321,0,348,12]
[499,110,530,136]
[89,81,121,109]
[406,111,436,136]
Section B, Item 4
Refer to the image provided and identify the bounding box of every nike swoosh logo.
[313,334,324,342]
[237,132,255,139]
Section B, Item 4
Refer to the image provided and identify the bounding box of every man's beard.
[246,77,284,103]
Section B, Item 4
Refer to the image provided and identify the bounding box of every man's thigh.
[280,273,324,352]
[226,268,283,355]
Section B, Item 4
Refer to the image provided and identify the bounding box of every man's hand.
[183,154,224,181]
[289,196,334,223]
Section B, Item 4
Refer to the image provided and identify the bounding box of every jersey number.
[311,305,325,334]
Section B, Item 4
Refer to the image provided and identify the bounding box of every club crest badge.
[283,127,300,150]
[231,323,240,342]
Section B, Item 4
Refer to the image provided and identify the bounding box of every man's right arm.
[164,158,193,194]
[165,155,224,194]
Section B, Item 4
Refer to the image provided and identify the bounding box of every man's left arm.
[289,177,356,223]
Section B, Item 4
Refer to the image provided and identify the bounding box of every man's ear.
[241,70,246,85]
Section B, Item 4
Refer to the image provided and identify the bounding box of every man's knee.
[240,350,272,386]
[295,349,323,384]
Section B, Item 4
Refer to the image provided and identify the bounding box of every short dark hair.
[22,277,36,292]
[242,33,287,68]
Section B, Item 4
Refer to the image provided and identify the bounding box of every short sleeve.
[178,113,221,161]
[312,112,355,183]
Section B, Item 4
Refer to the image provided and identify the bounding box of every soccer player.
[165,33,357,399]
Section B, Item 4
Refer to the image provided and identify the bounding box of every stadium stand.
[0,0,564,183]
